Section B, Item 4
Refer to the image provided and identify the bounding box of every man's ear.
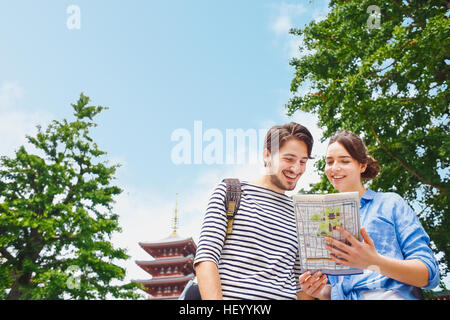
[263,149,271,167]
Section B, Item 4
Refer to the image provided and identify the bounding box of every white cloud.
[0,81,24,111]
[277,3,307,17]
[311,2,331,23]
[270,1,330,60]
[0,111,53,155]
[270,2,306,36]
[269,3,309,60]
[111,185,175,277]
[287,35,307,59]
[272,15,292,35]
[0,81,53,158]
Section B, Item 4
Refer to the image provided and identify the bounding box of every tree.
[287,0,449,283]
[0,93,143,299]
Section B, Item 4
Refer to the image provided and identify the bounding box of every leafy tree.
[0,93,143,299]
[287,0,449,283]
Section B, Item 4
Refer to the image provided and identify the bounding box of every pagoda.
[135,196,197,299]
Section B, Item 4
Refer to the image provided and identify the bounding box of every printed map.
[293,192,363,275]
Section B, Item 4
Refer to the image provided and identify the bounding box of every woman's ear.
[360,162,367,174]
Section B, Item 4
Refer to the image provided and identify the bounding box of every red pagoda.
[135,196,197,299]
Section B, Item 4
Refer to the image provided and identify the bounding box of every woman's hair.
[328,130,380,180]
[264,122,314,163]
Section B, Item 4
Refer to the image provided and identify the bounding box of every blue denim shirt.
[328,189,440,300]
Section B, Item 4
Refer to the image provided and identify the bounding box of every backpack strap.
[222,178,242,235]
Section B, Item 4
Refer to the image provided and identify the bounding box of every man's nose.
[290,162,303,174]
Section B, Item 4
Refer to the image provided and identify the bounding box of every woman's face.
[325,142,367,193]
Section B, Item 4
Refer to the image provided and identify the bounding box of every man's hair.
[263,122,314,166]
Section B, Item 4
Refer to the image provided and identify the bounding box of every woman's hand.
[299,271,331,300]
[324,226,430,287]
[324,227,381,270]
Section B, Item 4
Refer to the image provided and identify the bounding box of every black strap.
[222,178,242,235]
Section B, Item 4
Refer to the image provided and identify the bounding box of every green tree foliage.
[0,94,143,299]
[287,0,449,281]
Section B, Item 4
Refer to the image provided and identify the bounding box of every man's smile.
[283,170,299,182]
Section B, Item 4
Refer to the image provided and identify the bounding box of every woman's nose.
[331,162,341,171]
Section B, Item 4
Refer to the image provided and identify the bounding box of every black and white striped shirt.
[194,181,302,300]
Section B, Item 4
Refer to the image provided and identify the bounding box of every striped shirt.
[194,181,302,300]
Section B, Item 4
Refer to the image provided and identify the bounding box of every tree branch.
[0,248,15,262]
[392,0,425,29]
[368,124,447,193]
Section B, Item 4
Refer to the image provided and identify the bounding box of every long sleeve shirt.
[328,189,440,300]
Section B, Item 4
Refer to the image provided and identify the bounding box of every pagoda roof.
[139,235,197,250]
[134,273,195,285]
[136,254,194,267]
[139,235,195,245]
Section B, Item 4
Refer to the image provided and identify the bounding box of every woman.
[299,130,440,300]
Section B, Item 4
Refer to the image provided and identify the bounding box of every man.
[194,122,314,299]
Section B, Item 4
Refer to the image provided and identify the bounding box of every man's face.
[264,138,309,192]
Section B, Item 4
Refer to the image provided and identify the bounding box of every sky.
[4,1,445,297]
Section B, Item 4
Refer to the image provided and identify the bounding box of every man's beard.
[269,172,296,191]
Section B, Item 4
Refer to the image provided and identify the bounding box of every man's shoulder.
[208,182,227,201]
[241,182,293,206]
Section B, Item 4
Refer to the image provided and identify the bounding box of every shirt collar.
[360,189,376,207]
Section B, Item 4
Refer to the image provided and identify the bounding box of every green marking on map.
[310,206,342,237]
